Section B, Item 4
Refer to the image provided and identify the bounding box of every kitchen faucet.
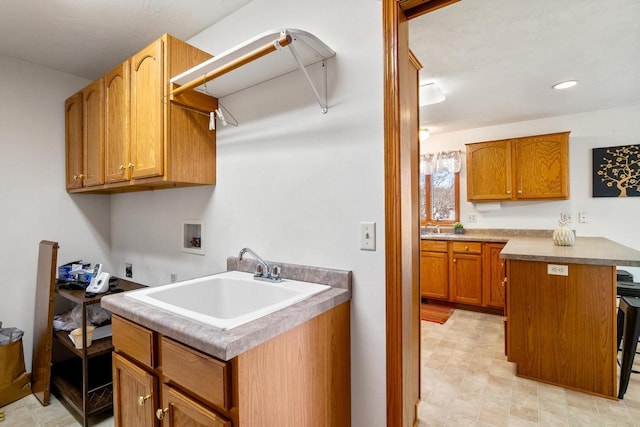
[238,248,282,282]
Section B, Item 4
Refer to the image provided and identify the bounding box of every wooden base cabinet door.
[483,243,506,308]
[420,251,449,300]
[159,385,230,427]
[450,254,482,305]
[113,353,158,427]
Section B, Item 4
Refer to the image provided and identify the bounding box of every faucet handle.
[255,263,266,277]
[271,265,281,280]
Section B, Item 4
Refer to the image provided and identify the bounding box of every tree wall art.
[592,144,640,197]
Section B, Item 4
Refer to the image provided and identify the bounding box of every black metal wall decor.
[592,144,640,197]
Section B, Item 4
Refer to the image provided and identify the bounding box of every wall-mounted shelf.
[169,28,335,114]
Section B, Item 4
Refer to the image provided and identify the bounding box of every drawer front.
[161,337,230,410]
[452,241,482,254]
[112,315,155,369]
[421,240,448,252]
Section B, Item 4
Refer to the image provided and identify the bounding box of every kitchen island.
[500,237,640,399]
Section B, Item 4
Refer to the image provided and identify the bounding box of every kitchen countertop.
[101,258,351,361]
[500,236,640,267]
[421,228,553,243]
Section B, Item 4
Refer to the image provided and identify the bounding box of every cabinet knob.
[127,162,135,169]
[156,408,169,420]
[73,174,84,180]
[506,190,511,194]
[138,394,151,406]
[517,190,523,194]
[464,246,469,251]
[453,258,457,263]
[119,164,126,170]
[502,277,507,286]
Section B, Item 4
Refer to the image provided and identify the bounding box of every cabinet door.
[466,140,512,201]
[131,38,164,179]
[483,243,506,308]
[65,92,84,190]
[113,353,158,427]
[82,79,105,187]
[450,253,482,305]
[105,61,131,184]
[514,132,569,199]
[160,385,230,427]
[420,251,449,300]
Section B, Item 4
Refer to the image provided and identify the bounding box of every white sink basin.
[125,270,330,330]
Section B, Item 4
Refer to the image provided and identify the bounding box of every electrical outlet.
[560,212,572,223]
[547,264,568,276]
[125,263,133,278]
[467,214,477,222]
[360,222,376,251]
[578,212,588,223]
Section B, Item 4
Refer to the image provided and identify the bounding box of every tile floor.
[3,310,639,426]
[0,393,113,426]
[418,309,640,426]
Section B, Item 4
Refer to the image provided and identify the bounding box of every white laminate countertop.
[101,259,352,361]
[500,236,640,267]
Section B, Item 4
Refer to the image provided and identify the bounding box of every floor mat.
[420,302,454,324]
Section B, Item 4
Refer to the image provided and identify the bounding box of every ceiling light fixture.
[419,128,430,141]
[419,83,446,106]
[552,80,578,90]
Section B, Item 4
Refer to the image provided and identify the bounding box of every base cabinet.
[111,302,350,427]
[420,240,506,310]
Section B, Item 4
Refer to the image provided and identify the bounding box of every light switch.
[360,222,376,251]
[547,264,568,276]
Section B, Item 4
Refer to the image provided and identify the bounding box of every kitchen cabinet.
[483,243,506,308]
[82,79,105,187]
[450,242,483,305]
[466,131,570,202]
[105,61,131,184]
[111,301,350,427]
[420,240,449,300]
[506,259,617,398]
[420,239,505,310]
[65,92,83,190]
[66,34,217,194]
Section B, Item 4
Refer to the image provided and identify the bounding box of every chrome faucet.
[238,248,282,283]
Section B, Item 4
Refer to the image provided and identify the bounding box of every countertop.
[101,258,351,361]
[420,228,553,243]
[500,236,640,267]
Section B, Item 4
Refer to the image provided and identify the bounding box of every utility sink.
[125,270,330,330]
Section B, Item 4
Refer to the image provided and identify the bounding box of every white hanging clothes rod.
[169,29,335,114]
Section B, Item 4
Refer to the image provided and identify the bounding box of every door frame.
[383,1,460,425]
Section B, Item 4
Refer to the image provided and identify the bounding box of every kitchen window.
[419,157,460,225]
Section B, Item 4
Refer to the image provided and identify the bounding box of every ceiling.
[409,0,640,134]
[0,0,253,81]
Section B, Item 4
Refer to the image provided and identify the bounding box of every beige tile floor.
[418,309,640,427]
[3,310,639,426]
[0,393,113,426]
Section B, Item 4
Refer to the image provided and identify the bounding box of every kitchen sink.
[125,270,330,330]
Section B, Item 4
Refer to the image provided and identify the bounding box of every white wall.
[422,104,640,279]
[109,1,386,425]
[0,54,112,369]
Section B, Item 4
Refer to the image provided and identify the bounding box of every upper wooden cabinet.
[65,92,83,190]
[65,34,217,194]
[83,79,105,187]
[466,131,570,202]
[105,61,131,184]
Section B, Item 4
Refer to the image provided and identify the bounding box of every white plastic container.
[69,326,95,349]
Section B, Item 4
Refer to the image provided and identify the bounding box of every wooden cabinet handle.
[138,394,151,406]
[156,408,168,420]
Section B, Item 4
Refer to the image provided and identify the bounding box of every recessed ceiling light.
[552,80,578,90]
